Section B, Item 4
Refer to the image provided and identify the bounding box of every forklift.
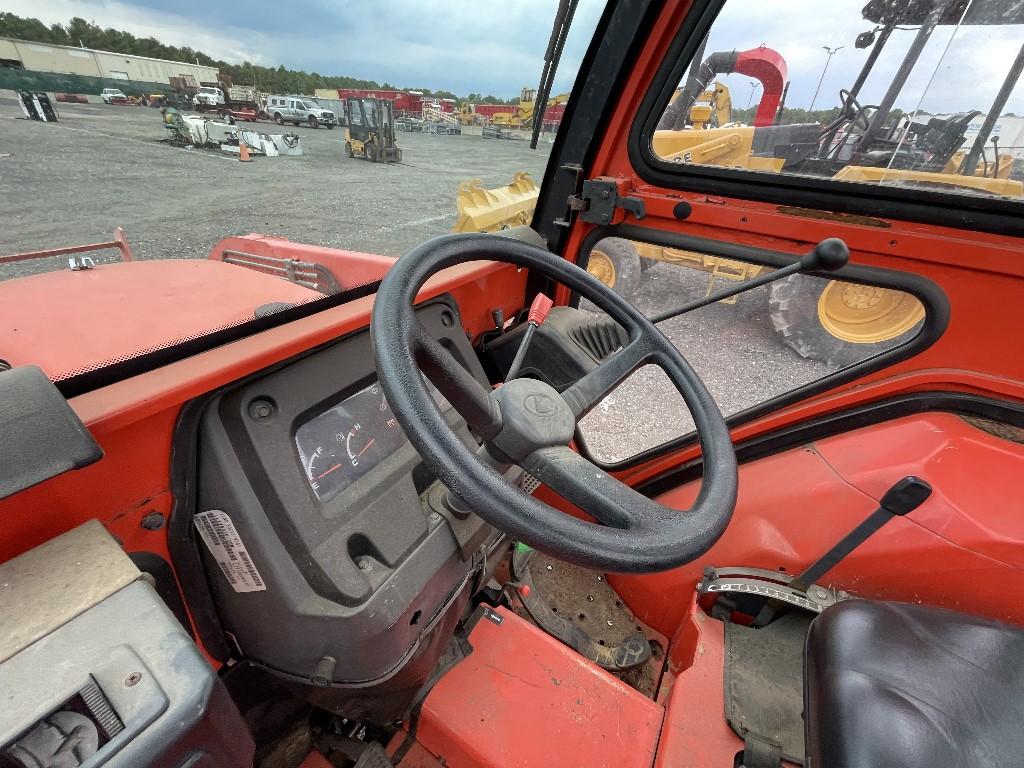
[344,97,402,163]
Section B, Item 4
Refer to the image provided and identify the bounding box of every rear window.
[648,0,1024,202]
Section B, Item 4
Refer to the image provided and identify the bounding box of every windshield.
[0,3,601,384]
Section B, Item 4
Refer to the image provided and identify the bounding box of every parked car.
[266,95,337,129]
[100,88,128,104]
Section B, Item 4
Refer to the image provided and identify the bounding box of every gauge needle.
[316,463,342,479]
[356,438,376,458]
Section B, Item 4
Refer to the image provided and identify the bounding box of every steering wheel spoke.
[411,319,502,440]
[561,339,652,419]
[523,446,646,529]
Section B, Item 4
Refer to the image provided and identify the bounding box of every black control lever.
[746,476,931,627]
[648,238,850,325]
[786,475,932,594]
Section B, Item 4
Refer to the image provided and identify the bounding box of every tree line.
[0,13,516,103]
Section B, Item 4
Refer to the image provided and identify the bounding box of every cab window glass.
[650,0,1024,202]
[575,237,925,463]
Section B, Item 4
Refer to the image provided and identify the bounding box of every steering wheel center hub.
[490,378,576,463]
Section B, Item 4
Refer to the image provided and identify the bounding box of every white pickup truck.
[193,86,226,108]
[100,88,128,104]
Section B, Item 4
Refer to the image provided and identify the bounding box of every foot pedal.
[353,742,391,768]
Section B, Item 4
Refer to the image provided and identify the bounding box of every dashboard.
[296,380,446,502]
[194,298,501,704]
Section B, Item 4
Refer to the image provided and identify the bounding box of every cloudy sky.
[3,0,1022,113]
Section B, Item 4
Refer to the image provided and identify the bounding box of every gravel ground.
[0,94,550,278]
[578,260,837,463]
[0,94,838,462]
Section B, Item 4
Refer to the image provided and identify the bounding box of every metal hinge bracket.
[569,177,647,226]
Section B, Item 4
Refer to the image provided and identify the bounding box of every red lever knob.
[527,293,554,326]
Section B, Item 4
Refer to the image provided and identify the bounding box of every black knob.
[880,476,932,516]
[801,238,850,272]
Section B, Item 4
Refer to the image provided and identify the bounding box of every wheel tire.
[308,115,319,129]
[365,141,378,163]
[327,123,335,130]
[274,113,284,126]
[768,274,922,366]
[344,142,354,158]
[586,238,642,298]
[639,256,658,272]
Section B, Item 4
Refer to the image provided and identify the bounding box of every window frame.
[627,0,1024,239]
[572,224,949,470]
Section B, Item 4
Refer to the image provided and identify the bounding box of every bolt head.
[125,672,142,687]
[357,557,373,571]
[140,511,164,531]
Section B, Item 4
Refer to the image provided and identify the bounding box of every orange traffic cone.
[238,139,252,162]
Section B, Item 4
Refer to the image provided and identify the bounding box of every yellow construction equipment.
[452,172,539,233]
[489,88,569,129]
[687,82,733,129]
[453,174,926,366]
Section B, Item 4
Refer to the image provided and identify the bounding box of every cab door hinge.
[564,177,647,227]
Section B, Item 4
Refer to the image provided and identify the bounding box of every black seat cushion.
[805,600,1024,768]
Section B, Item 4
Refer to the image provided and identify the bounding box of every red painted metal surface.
[610,412,1024,637]
[415,607,663,768]
[208,234,397,292]
[0,259,321,381]
[333,89,425,114]
[734,47,788,126]
[655,601,741,767]
[297,751,333,768]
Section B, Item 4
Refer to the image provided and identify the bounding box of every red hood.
[0,259,323,381]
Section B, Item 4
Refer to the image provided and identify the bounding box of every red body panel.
[415,607,663,768]
[207,234,397,291]
[655,601,743,767]
[611,413,1024,636]
[0,259,320,381]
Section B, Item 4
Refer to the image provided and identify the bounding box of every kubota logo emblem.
[524,393,555,417]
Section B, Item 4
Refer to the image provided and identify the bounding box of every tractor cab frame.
[1,2,1024,768]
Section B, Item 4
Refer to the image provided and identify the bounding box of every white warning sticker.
[194,510,267,593]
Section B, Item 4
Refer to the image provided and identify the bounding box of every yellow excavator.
[489,87,569,129]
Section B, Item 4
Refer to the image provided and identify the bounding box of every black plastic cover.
[0,366,102,500]
[194,299,497,709]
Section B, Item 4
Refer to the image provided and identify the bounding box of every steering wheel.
[371,233,737,573]
[819,89,872,140]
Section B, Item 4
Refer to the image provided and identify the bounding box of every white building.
[0,36,218,85]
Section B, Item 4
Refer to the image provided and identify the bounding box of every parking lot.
[1,93,838,463]
[0,95,551,276]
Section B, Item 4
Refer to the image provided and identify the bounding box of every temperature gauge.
[295,382,407,501]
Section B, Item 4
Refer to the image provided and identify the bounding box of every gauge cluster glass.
[295,379,445,502]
